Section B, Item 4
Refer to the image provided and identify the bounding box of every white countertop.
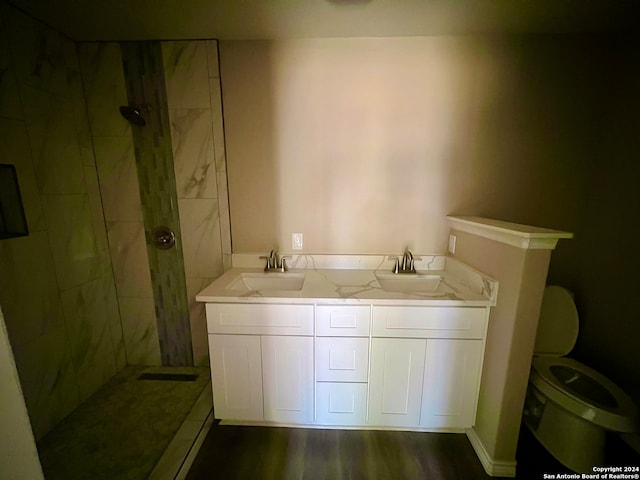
[196,255,497,307]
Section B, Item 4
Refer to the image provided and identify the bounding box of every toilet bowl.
[523,286,638,472]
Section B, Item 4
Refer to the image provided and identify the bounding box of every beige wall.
[453,229,551,465]
[556,39,640,408]
[220,36,600,255]
[220,34,640,456]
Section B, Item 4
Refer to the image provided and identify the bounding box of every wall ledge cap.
[447,216,573,250]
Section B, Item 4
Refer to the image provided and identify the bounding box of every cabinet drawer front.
[316,305,370,337]
[372,306,487,339]
[206,304,313,335]
[316,382,368,426]
[315,337,369,382]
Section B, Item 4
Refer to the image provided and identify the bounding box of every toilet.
[523,285,638,472]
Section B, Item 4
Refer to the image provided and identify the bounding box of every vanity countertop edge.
[196,255,497,307]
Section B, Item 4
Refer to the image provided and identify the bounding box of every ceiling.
[8,0,640,41]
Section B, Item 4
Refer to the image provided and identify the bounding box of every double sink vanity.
[196,252,497,432]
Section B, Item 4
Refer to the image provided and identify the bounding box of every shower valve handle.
[151,227,176,250]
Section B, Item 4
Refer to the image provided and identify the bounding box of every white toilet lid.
[534,285,579,356]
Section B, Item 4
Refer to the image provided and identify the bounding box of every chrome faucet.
[279,256,291,272]
[260,250,291,272]
[260,250,277,271]
[393,249,417,274]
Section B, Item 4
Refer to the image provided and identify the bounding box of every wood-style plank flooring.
[186,422,639,479]
[186,424,489,479]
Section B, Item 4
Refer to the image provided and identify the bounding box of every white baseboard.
[219,419,464,433]
[466,428,517,478]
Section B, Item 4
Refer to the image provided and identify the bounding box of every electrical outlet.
[292,233,303,250]
[448,234,457,254]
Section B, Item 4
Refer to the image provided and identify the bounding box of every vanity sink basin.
[375,273,444,293]
[227,272,305,291]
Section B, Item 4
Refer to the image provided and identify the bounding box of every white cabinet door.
[209,334,263,421]
[262,336,314,424]
[420,339,483,429]
[368,338,426,427]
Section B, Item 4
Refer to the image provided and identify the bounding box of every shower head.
[119,105,149,126]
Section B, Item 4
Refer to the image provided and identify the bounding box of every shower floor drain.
[137,373,199,382]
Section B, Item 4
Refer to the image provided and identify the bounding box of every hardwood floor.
[186,423,491,479]
[186,422,639,479]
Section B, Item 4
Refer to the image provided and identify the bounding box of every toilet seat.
[531,356,637,432]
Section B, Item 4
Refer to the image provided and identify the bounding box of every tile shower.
[0,0,230,467]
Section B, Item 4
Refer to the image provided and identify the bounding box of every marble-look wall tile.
[206,40,219,78]
[60,279,117,401]
[170,108,217,199]
[122,41,193,366]
[207,66,231,269]
[83,165,109,252]
[208,78,227,173]
[162,41,210,109]
[0,3,127,440]
[178,199,223,279]
[42,193,100,290]
[77,42,131,137]
[161,38,230,366]
[216,171,232,257]
[0,117,46,232]
[20,86,85,195]
[0,17,22,120]
[118,297,161,366]
[61,34,79,73]
[68,66,96,168]
[98,249,127,370]
[5,8,71,99]
[10,318,80,440]
[185,277,214,366]
[80,41,151,367]
[93,135,143,222]
[107,221,153,298]
[0,231,64,348]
